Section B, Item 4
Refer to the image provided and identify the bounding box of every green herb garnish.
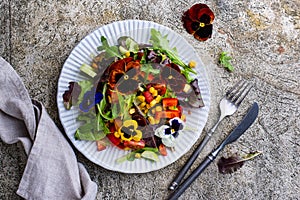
[219,52,234,72]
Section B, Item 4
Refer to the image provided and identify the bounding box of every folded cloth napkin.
[0,57,97,200]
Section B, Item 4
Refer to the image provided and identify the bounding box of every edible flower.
[154,117,185,147]
[79,89,103,112]
[161,64,186,93]
[182,3,215,41]
[117,120,143,141]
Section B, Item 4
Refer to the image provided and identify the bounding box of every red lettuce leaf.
[217,151,262,174]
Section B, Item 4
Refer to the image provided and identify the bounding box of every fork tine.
[235,83,253,106]
[226,80,244,99]
[226,80,252,106]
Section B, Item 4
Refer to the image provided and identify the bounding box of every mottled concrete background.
[1,0,299,199]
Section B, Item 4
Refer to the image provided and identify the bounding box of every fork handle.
[168,132,212,191]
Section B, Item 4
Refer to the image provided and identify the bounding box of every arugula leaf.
[219,52,234,72]
[75,112,107,141]
[97,36,122,59]
[121,93,136,120]
[97,84,114,120]
[149,29,196,82]
[125,37,139,53]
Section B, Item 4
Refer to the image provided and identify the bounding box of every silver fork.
[169,80,253,191]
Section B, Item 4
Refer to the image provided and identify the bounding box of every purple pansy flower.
[154,117,185,147]
[79,89,103,112]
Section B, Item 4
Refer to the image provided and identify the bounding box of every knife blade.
[168,102,259,200]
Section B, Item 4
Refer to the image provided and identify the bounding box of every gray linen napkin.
[0,57,97,200]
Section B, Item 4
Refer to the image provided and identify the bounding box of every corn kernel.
[135,153,141,158]
[181,114,186,121]
[152,90,158,97]
[125,51,131,57]
[155,118,160,124]
[137,95,145,102]
[146,104,151,109]
[140,102,146,108]
[149,99,157,107]
[129,108,135,114]
[188,60,196,68]
[148,116,156,125]
[151,108,156,115]
[155,106,163,112]
[149,87,155,94]
[155,95,162,102]
[144,108,149,114]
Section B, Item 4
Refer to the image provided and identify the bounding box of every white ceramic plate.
[57,20,210,173]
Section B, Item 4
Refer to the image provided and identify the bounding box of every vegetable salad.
[63,29,204,162]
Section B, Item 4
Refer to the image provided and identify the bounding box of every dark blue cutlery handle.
[169,134,211,190]
[168,156,213,200]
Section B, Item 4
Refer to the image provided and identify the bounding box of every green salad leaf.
[149,29,196,83]
[75,112,107,141]
[219,52,234,72]
[140,63,160,78]
[97,36,122,59]
[77,80,93,104]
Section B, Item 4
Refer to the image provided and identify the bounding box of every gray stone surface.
[0,0,299,199]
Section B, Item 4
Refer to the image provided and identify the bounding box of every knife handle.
[168,133,212,191]
[168,155,214,200]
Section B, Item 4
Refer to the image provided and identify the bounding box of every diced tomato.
[143,91,153,103]
[147,74,155,82]
[153,84,166,95]
[123,140,145,149]
[159,144,167,156]
[96,140,107,151]
[162,98,178,108]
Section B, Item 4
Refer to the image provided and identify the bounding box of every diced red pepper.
[106,133,121,146]
[143,91,153,103]
[162,98,178,108]
[159,144,167,156]
[123,140,145,149]
[155,110,180,120]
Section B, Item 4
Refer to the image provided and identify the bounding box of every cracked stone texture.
[0,0,299,199]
